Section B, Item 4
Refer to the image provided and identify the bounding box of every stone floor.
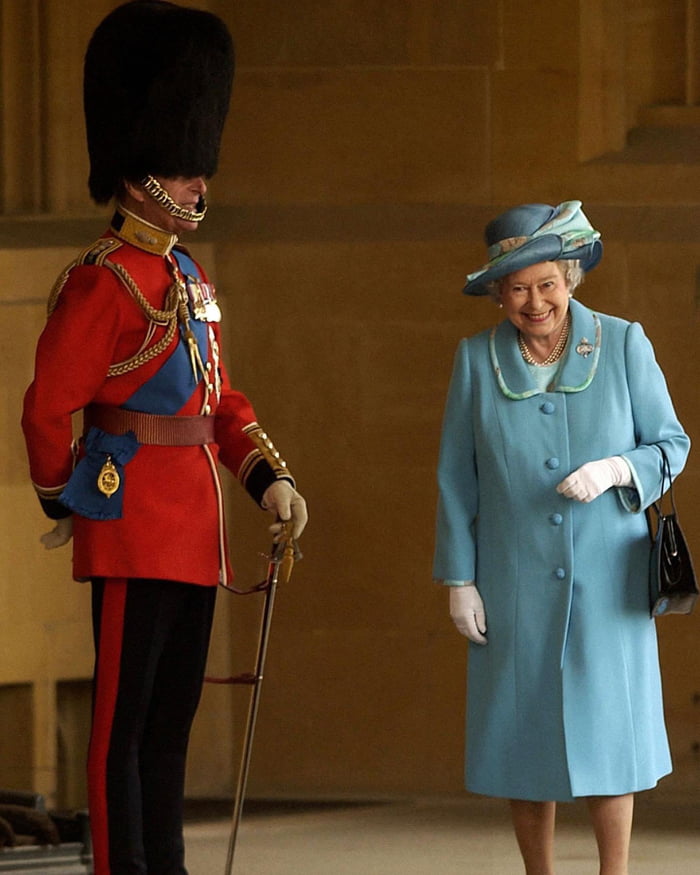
[183,793,700,874]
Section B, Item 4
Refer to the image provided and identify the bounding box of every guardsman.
[21,3,308,873]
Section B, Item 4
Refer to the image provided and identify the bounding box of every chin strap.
[141,174,207,222]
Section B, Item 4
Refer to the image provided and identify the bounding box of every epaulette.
[47,237,124,316]
[77,237,123,266]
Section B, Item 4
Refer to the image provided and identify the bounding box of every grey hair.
[487,259,585,301]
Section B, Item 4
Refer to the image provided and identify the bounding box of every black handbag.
[646,447,698,617]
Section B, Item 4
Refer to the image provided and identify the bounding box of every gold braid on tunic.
[47,238,182,377]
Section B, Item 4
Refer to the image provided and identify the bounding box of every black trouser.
[88,578,217,875]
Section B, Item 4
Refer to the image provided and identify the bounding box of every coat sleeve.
[22,266,125,518]
[433,339,479,582]
[618,321,690,511]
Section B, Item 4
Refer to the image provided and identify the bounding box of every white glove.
[261,480,308,540]
[449,584,488,645]
[40,516,73,549]
[556,456,632,503]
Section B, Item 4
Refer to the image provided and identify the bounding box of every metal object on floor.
[205,524,300,875]
[0,790,93,874]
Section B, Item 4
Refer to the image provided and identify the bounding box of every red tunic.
[22,222,286,587]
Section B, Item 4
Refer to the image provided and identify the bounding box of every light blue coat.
[434,299,690,801]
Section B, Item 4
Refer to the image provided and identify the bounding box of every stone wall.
[0,0,697,805]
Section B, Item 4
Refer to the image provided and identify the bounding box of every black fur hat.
[84,0,235,204]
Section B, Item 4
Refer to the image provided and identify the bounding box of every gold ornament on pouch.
[97,456,120,497]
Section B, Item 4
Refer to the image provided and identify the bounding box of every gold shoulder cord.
[47,238,123,316]
[47,267,72,317]
[105,262,180,377]
[46,238,181,377]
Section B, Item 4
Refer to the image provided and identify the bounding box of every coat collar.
[489,298,601,400]
[110,205,178,256]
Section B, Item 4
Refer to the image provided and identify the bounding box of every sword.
[205,522,300,875]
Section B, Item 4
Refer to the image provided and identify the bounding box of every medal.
[186,276,221,322]
[97,456,120,497]
[204,300,222,322]
[186,277,207,320]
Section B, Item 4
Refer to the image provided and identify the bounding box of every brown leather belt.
[84,404,216,446]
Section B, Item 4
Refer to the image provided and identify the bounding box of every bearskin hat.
[84,0,235,204]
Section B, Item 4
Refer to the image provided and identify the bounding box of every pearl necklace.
[518,312,571,366]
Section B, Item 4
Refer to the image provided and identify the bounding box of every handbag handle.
[654,446,676,515]
[646,446,676,541]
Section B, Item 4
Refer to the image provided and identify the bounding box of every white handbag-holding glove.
[40,516,73,549]
[261,480,308,540]
[449,583,488,645]
[556,456,632,503]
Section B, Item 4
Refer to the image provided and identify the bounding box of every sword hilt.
[269,521,301,586]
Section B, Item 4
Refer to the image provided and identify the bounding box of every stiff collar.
[110,205,178,256]
[488,298,601,400]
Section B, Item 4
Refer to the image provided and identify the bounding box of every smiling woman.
[498,261,572,363]
[433,200,690,875]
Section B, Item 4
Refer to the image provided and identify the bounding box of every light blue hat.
[463,200,602,296]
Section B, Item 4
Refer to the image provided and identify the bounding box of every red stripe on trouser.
[87,579,127,875]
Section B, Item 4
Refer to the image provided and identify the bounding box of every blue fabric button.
[554,567,566,580]
[550,513,563,525]
[546,457,560,470]
[540,401,555,414]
